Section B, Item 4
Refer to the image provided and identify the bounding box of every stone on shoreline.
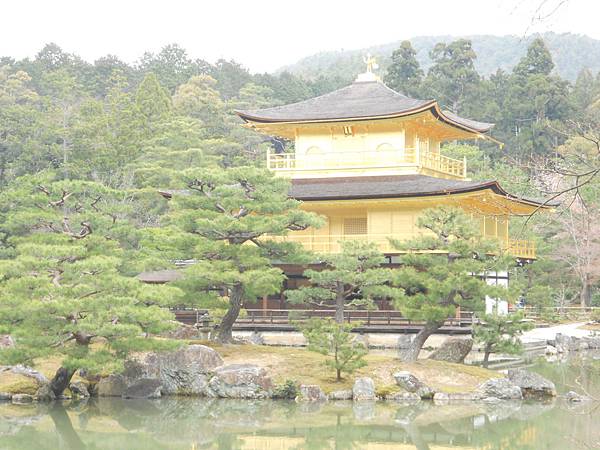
[0,392,12,401]
[565,390,590,402]
[122,378,162,399]
[206,364,272,399]
[384,391,421,402]
[393,371,434,399]
[69,381,90,398]
[97,374,127,397]
[476,378,522,400]
[353,377,376,401]
[34,384,55,402]
[125,344,223,396]
[328,389,353,400]
[11,394,33,404]
[433,392,479,403]
[297,384,327,402]
[508,369,556,399]
[429,337,473,363]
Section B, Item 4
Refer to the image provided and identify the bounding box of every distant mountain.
[277,32,600,82]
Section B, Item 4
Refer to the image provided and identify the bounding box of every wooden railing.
[266,147,466,179]
[267,234,536,259]
[240,309,477,328]
[505,239,536,259]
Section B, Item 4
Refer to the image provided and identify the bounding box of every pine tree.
[514,38,554,77]
[384,41,424,98]
[285,241,401,323]
[0,174,183,396]
[164,166,322,342]
[391,206,509,361]
[301,318,367,381]
[422,39,480,113]
[473,311,532,368]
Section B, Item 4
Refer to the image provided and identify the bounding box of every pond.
[1,357,599,450]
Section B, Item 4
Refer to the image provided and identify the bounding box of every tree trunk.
[399,322,443,362]
[336,368,341,381]
[580,279,592,308]
[50,367,77,397]
[482,343,493,368]
[216,284,243,343]
[335,284,344,324]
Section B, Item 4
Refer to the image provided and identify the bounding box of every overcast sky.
[1,0,595,73]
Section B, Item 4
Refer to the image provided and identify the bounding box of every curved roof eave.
[235,102,493,135]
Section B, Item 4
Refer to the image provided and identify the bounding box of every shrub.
[301,318,367,381]
[272,379,300,399]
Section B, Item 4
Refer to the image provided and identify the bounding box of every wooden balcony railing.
[267,147,466,179]
[267,234,536,259]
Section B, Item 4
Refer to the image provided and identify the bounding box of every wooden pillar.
[262,295,268,311]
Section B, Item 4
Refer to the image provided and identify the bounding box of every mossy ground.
[2,341,501,396]
[202,343,501,394]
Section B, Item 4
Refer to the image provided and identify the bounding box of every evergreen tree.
[164,167,322,342]
[384,41,423,98]
[422,39,480,113]
[0,175,182,396]
[301,318,367,381]
[285,241,401,323]
[391,206,508,361]
[514,38,554,77]
[473,311,532,368]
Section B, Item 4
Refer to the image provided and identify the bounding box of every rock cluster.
[97,345,272,400]
[549,333,600,354]
[507,369,556,399]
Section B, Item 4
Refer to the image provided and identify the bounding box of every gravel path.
[521,322,593,343]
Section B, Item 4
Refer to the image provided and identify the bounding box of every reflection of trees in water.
[2,382,600,450]
[48,403,86,450]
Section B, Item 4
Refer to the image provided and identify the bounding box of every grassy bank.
[206,343,501,394]
[1,342,502,396]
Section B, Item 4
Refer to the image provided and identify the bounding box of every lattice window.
[343,217,367,235]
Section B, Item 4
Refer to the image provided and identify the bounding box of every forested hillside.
[278,32,600,82]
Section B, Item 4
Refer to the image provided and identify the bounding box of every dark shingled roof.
[236,80,493,133]
[137,269,183,284]
[289,175,555,207]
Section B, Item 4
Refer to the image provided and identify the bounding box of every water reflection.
[0,396,586,450]
[1,358,600,449]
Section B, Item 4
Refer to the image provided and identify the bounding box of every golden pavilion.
[235,66,549,262]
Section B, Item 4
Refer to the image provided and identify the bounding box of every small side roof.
[236,80,493,134]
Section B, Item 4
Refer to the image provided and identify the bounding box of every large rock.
[97,374,127,397]
[554,333,579,353]
[206,364,272,399]
[583,336,600,349]
[429,337,473,363]
[122,378,162,399]
[477,377,522,400]
[125,344,223,396]
[297,384,327,402]
[34,384,56,402]
[0,366,44,395]
[393,371,435,399]
[352,377,376,401]
[69,381,90,398]
[507,369,556,399]
[384,391,421,402]
[328,389,353,400]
